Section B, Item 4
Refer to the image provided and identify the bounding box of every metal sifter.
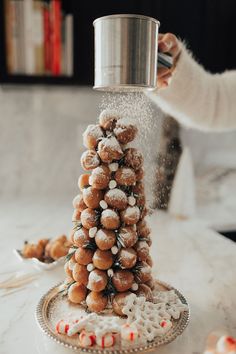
[93,14,173,92]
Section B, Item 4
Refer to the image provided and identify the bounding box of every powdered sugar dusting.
[100,92,163,208]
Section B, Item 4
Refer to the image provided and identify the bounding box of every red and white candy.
[121,323,139,342]
[55,320,70,335]
[96,333,116,348]
[216,336,236,353]
[79,330,96,347]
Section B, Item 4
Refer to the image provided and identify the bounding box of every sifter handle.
[157,52,173,69]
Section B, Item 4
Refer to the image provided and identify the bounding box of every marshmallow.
[107,269,114,277]
[111,246,119,255]
[109,163,119,172]
[131,283,139,291]
[109,180,117,189]
[128,196,136,206]
[89,227,97,238]
[87,263,95,272]
[100,200,108,209]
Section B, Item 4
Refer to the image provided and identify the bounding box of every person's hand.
[157,33,181,88]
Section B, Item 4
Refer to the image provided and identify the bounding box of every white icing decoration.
[131,283,139,291]
[109,180,117,189]
[107,269,114,277]
[111,246,119,255]
[122,291,188,342]
[87,263,95,272]
[109,162,119,172]
[100,200,108,209]
[128,196,136,206]
[89,227,97,238]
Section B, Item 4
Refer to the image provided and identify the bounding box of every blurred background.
[0,0,236,238]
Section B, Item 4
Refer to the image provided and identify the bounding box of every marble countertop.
[0,197,236,354]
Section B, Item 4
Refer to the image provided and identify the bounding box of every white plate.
[13,249,65,271]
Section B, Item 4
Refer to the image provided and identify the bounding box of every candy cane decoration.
[79,330,96,347]
[121,323,139,342]
[96,333,115,348]
[55,320,70,335]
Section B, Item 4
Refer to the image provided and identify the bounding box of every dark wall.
[75,0,236,83]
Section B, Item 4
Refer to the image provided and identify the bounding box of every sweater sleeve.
[146,43,236,132]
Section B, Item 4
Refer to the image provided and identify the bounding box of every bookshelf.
[0,1,160,86]
[0,0,90,86]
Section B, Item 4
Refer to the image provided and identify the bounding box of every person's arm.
[147,33,236,132]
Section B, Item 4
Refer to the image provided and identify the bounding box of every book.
[4,0,14,73]
[32,0,44,75]
[64,14,73,76]
[23,0,35,75]
[43,0,51,73]
[51,0,61,75]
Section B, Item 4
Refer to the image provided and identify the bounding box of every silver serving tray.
[35,280,190,353]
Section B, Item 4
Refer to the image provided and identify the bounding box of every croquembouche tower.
[64,110,154,315]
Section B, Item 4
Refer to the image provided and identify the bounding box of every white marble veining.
[0,198,235,354]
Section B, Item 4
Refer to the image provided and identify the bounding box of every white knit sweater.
[147,44,236,131]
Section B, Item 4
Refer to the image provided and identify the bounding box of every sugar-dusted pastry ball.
[93,249,113,270]
[78,174,90,190]
[81,208,98,229]
[87,269,108,292]
[118,248,137,269]
[112,270,134,292]
[118,226,138,248]
[135,241,149,262]
[90,165,110,190]
[72,209,81,222]
[83,187,104,209]
[135,262,152,283]
[68,282,87,304]
[120,206,140,225]
[95,229,116,250]
[100,209,120,230]
[145,279,155,290]
[49,241,70,260]
[115,167,136,186]
[83,124,104,149]
[114,118,137,144]
[72,194,87,211]
[146,255,153,267]
[135,168,144,181]
[73,227,90,248]
[86,291,108,313]
[99,109,120,131]
[124,148,143,171]
[64,261,73,277]
[81,149,100,170]
[75,247,94,266]
[112,291,132,316]
[72,263,89,285]
[97,136,123,164]
[104,188,128,211]
[136,220,151,238]
[135,283,153,302]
